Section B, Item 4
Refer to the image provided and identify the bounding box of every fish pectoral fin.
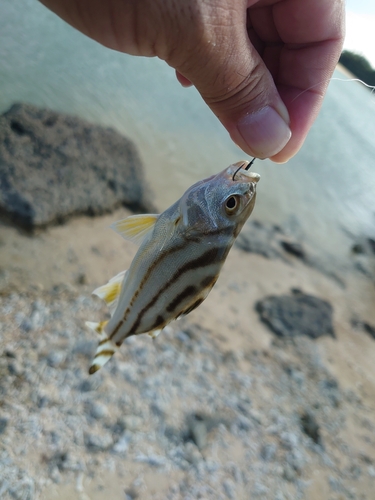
[110,214,159,245]
[92,270,127,316]
[85,321,118,374]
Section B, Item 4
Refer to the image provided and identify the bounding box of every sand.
[0,207,375,500]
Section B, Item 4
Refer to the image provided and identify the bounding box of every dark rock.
[280,240,305,259]
[351,318,375,340]
[319,378,341,407]
[124,488,138,500]
[235,220,285,259]
[300,410,321,445]
[236,220,306,262]
[363,322,375,339]
[186,414,208,450]
[368,238,375,254]
[255,290,335,339]
[351,243,365,254]
[0,103,154,230]
[184,412,227,450]
[0,417,8,435]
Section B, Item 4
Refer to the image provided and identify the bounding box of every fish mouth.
[230,160,260,184]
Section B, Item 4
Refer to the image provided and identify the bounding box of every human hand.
[40,0,345,162]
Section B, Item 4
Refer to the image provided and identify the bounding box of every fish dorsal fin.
[92,270,126,316]
[111,214,159,245]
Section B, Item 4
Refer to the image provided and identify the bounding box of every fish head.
[179,161,260,238]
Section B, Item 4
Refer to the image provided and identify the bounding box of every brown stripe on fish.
[109,319,124,339]
[180,297,205,316]
[151,314,165,330]
[94,349,115,359]
[108,242,189,341]
[166,285,197,312]
[183,226,234,243]
[126,246,228,337]
[200,275,218,288]
[132,242,187,298]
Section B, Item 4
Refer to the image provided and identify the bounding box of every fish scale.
[86,161,260,374]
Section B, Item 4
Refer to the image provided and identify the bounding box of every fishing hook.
[232,157,256,181]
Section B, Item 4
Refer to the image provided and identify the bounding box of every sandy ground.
[1,207,375,500]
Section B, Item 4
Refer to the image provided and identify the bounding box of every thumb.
[171,7,291,159]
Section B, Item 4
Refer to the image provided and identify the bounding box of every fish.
[86,161,260,374]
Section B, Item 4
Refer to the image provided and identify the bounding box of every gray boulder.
[255,289,335,339]
[0,103,154,229]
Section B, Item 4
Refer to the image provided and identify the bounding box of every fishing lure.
[86,160,260,374]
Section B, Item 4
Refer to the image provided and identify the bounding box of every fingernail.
[237,106,292,158]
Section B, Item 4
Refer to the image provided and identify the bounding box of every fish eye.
[224,195,240,215]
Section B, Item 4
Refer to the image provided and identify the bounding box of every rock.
[222,479,236,499]
[112,434,130,454]
[368,238,375,254]
[283,464,297,482]
[0,103,154,230]
[46,351,65,368]
[85,433,113,451]
[260,443,277,461]
[135,454,166,467]
[85,401,108,420]
[235,220,285,259]
[300,410,321,445]
[280,240,305,259]
[0,417,8,435]
[255,290,335,339]
[124,488,138,500]
[351,237,375,256]
[186,414,208,450]
[183,442,202,465]
[236,220,306,261]
[363,322,375,339]
[352,318,375,340]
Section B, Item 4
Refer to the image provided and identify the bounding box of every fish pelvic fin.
[85,320,118,374]
[110,214,159,245]
[147,328,163,339]
[92,270,126,316]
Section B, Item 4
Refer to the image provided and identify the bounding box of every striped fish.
[86,161,260,374]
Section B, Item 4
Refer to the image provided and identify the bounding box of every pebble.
[260,443,277,461]
[85,433,113,451]
[112,434,130,454]
[0,417,9,435]
[86,401,109,420]
[0,289,373,499]
[222,478,236,499]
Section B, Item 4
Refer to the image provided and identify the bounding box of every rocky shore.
[1,105,375,500]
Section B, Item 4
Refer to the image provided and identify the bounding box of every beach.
[1,187,375,499]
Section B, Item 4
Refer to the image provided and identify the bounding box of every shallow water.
[1,0,375,262]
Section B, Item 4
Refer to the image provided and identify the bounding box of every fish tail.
[85,320,118,374]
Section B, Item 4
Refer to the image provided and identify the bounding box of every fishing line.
[292,77,375,103]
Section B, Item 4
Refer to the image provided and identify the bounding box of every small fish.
[86,161,260,374]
